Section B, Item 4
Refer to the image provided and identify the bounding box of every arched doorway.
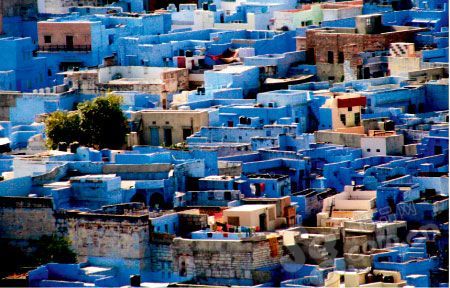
[149,192,164,209]
[130,192,146,205]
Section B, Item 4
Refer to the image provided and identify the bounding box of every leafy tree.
[45,111,81,149]
[33,234,77,264]
[45,95,127,150]
[78,94,127,149]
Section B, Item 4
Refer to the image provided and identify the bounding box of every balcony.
[38,45,92,52]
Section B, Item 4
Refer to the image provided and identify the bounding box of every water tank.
[58,142,68,152]
[384,120,395,131]
[130,275,140,287]
[356,14,382,34]
[70,142,80,153]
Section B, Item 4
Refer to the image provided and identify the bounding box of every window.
[348,107,353,112]
[66,35,74,48]
[307,48,315,63]
[208,192,214,200]
[376,149,380,152]
[164,224,169,233]
[434,145,442,154]
[367,148,371,152]
[340,114,346,125]
[327,51,334,64]
[108,34,114,45]
[44,35,52,43]
[179,260,187,277]
[224,191,231,200]
[338,52,344,63]
[355,112,361,126]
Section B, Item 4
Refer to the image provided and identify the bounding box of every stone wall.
[178,212,208,237]
[149,234,174,272]
[0,92,20,121]
[0,197,57,241]
[66,211,150,268]
[171,235,283,285]
[314,130,363,147]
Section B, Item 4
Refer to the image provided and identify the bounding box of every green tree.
[45,95,127,150]
[78,94,127,149]
[45,110,81,149]
[33,235,77,264]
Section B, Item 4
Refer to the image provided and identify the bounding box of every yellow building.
[131,110,209,146]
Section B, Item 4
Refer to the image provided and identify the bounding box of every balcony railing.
[38,45,92,52]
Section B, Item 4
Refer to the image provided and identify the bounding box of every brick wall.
[150,240,173,271]
[306,28,423,81]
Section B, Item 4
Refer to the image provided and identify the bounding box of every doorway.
[259,213,267,231]
[66,35,74,49]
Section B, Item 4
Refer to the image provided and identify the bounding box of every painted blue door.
[150,127,159,146]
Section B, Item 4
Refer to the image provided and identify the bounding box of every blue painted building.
[0,37,49,92]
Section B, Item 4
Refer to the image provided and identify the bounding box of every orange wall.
[38,22,92,47]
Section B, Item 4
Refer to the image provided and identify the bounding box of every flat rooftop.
[225,204,273,212]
